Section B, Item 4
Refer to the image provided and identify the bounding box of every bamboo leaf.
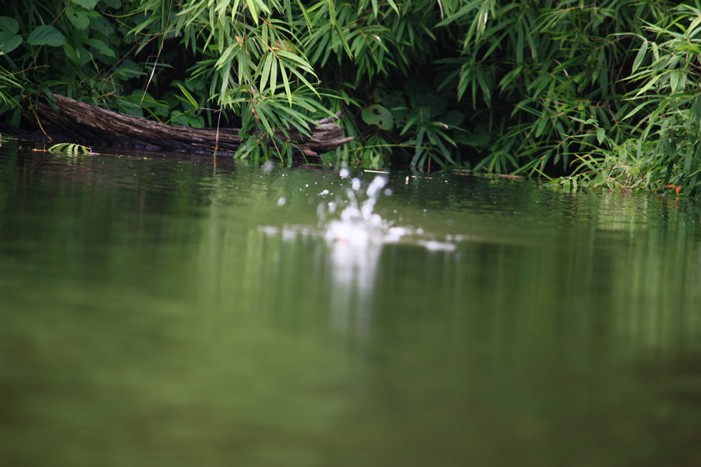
[635,74,663,96]
[691,96,701,123]
[245,0,260,24]
[261,21,268,46]
[632,39,648,74]
[687,16,701,37]
[255,104,274,135]
[277,50,315,73]
[260,53,273,93]
[280,62,292,105]
[270,55,278,95]
[215,43,237,69]
[175,83,199,109]
[596,127,606,144]
[534,115,548,137]
[284,65,319,96]
[669,70,681,93]
[219,66,231,102]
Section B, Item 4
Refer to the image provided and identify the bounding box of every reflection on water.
[269,172,452,337]
[320,174,392,336]
[328,241,381,336]
[2,142,701,466]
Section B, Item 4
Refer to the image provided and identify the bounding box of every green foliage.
[2,0,701,192]
[614,4,701,195]
[354,78,463,170]
[48,142,94,155]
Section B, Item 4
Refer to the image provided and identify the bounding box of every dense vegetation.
[2,1,701,193]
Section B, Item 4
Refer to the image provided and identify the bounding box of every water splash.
[259,171,457,336]
[262,170,459,252]
[322,175,406,247]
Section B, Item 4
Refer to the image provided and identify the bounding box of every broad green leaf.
[118,99,143,117]
[27,25,66,47]
[86,38,116,58]
[62,43,81,64]
[71,0,99,9]
[0,31,22,54]
[362,104,393,131]
[66,4,91,29]
[0,16,19,34]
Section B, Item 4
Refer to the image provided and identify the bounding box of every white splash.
[323,175,398,247]
[262,170,461,254]
[260,171,460,337]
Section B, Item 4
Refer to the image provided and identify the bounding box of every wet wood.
[27,94,352,156]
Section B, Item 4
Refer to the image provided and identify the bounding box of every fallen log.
[21,94,352,156]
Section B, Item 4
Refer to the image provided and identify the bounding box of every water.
[2,140,701,466]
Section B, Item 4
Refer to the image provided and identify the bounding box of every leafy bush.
[2,0,701,193]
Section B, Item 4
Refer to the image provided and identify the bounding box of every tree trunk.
[26,94,352,156]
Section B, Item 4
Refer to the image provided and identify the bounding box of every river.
[1,140,701,466]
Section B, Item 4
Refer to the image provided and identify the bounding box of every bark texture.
[27,94,352,155]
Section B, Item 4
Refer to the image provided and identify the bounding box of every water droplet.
[419,240,456,252]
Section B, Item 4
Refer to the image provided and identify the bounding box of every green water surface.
[1,141,701,466]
